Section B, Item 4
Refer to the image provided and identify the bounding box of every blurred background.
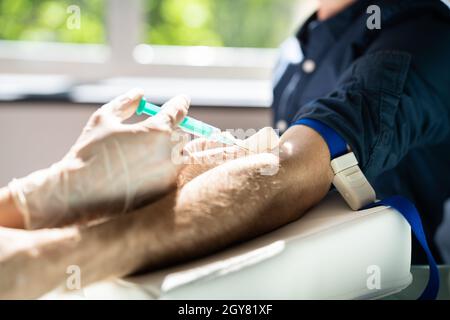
[0,0,317,185]
[0,0,303,47]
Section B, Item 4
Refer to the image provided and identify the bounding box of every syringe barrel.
[136,98,219,138]
[179,116,218,137]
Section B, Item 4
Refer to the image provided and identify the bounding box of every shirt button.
[302,59,316,73]
[276,120,288,132]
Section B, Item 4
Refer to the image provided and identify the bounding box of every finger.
[239,127,280,153]
[186,145,250,165]
[184,137,228,155]
[184,129,240,153]
[101,88,145,122]
[140,94,190,130]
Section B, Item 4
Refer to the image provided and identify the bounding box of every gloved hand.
[178,127,280,187]
[8,89,190,229]
[184,127,280,165]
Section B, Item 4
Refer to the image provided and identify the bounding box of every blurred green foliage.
[0,0,104,43]
[146,0,300,48]
[0,0,299,47]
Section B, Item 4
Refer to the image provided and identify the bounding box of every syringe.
[136,98,236,146]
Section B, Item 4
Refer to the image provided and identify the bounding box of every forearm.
[0,125,333,298]
[1,157,283,299]
[120,125,334,273]
[121,126,333,273]
[0,187,24,229]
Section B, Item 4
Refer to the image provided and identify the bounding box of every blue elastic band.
[364,197,440,300]
[294,118,348,159]
[293,117,440,300]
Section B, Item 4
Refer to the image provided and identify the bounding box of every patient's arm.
[0,125,333,299]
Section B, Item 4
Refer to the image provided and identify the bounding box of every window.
[0,0,105,43]
[0,0,317,106]
[144,0,300,48]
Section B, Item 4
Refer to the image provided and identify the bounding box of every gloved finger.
[184,130,240,154]
[236,127,280,153]
[184,137,228,155]
[186,144,250,165]
[101,88,145,122]
[140,95,190,131]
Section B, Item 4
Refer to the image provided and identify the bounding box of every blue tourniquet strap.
[294,118,440,300]
[364,197,439,300]
[294,118,348,159]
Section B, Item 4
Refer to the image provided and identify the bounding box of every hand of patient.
[8,89,190,229]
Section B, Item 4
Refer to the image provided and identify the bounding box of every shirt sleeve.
[293,10,450,181]
[293,49,450,182]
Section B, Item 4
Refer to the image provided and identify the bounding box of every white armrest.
[43,192,412,299]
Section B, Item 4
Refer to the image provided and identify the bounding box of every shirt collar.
[297,0,372,44]
[322,0,372,40]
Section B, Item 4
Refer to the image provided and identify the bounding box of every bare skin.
[317,0,356,21]
[0,0,357,299]
[0,125,333,298]
[0,1,355,230]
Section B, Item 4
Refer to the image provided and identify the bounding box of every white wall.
[0,102,271,185]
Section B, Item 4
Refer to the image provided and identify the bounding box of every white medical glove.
[8,89,190,229]
[178,127,280,186]
[184,127,280,165]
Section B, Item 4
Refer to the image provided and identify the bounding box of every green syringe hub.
[137,98,221,139]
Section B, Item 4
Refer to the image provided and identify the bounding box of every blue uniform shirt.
[272,0,450,263]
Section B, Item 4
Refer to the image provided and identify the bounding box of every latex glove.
[184,127,280,164]
[178,127,280,186]
[8,89,190,229]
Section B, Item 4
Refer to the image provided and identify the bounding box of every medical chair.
[43,192,413,299]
